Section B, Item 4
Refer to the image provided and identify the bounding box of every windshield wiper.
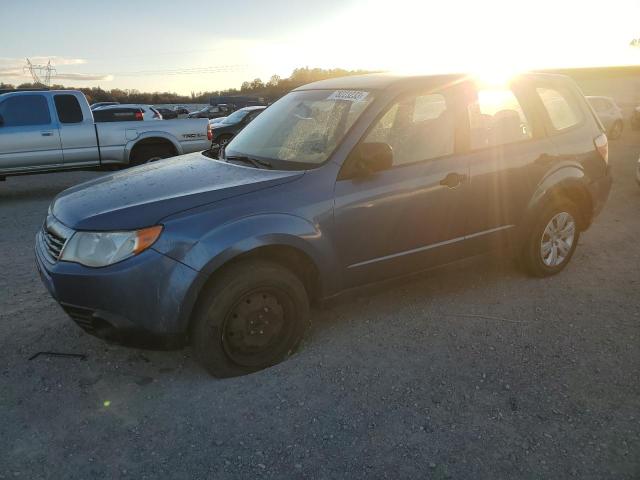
[226,155,273,169]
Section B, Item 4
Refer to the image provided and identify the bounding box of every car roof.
[238,105,266,112]
[293,72,571,92]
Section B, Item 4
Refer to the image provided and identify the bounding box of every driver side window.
[363,92,454,166]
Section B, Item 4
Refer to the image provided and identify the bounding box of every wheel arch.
[125,133,182,164]
[526,166,594,232]
[181,241,323,338]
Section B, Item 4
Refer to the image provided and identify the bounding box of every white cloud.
[0,56,87,68]
[54,72,113,81]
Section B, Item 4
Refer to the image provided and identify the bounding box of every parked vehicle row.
[35,72,612,378]
[187,104,234,119]
[587,96,624,140]
[210,106,266,147]
[0,90,212,177]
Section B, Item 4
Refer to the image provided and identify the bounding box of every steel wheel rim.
[540,212,576,267]
[221,288,295,368]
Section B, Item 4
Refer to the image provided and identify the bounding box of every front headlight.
[60,225,163,267]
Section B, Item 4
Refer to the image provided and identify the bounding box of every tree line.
[0,67,374,105]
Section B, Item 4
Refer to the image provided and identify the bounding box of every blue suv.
[36,73,612,377]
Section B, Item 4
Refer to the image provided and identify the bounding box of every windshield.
[222,109,250,125]
[225,89,374,166]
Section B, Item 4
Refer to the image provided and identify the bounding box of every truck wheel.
[609,120,623,140]
[130,145,175,166]
[519,200,581,277]
[191,260,310,378]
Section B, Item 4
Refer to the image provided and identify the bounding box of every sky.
[1,0,639,95]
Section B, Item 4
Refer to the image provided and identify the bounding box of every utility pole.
[23,58,57,87]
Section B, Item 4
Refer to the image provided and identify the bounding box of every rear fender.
[517,165,589,240]
[125,132,183,163]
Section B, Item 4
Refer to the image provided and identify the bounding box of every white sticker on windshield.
[327,90,369,102]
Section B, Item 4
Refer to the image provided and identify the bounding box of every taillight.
[207,123,213,141]
[135,111,143,121]
[594,133,608,164]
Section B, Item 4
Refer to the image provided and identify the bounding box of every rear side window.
[54,94,83,123]
[364,92,454,166]
[0,94,51,126]
[93,108,142,122]
[537,87,583,131]
[468,88,532,149]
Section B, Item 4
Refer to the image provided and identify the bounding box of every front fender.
[161,213,339,333]
[124,131,183,163]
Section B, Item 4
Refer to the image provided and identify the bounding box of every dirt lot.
[1,133,639,479]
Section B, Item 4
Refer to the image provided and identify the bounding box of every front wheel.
[191,260,310,378]
[519,201,581,277]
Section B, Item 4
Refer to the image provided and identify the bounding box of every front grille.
[42,228,66,261]
[40,214,73,263]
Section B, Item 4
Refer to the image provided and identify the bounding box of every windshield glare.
[225,90,374,166]
[222,109,249,125]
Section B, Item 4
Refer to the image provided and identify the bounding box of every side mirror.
[345,142,393,178]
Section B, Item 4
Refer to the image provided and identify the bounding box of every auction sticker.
[327,90,369,102]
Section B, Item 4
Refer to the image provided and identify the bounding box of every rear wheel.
[191,260,310,378]
[130,144,175,166]
[520,200,581,277]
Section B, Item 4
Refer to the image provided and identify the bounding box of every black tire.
[609,120,623,140]
[130,145,175,167]
[191,260,310,378]
[519,200,581,277]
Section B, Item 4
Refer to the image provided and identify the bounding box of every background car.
[187,104,233,119]
[208,116,227,126]
[587,96,624,139]
[210,106,266,147]
[90,101,119,110]
[154,107,178,120]
[174,106,190,118]
[94,103,163,121]
[631,105,640,130]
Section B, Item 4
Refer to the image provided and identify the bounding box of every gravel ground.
[1,133,639,479]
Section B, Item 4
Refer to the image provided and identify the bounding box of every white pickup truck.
[0,90,212,179]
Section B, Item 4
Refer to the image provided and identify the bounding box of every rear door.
[53,93,100,166]
[0,93,63,170]
[459,79,557,253]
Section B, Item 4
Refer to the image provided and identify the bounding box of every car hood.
[52,152,304,231]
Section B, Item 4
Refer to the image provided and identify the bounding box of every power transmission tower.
[23,58,57,86]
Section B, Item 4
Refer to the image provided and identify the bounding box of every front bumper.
[35,230,199,344]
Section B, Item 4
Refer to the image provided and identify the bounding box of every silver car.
[587,96,624,140]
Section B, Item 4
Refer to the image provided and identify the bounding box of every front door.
[333,87,471,288]
[0,93,63,171]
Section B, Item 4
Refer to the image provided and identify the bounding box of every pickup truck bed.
[0,90,212,177]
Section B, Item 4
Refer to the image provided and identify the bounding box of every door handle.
[41,131,53,137]
[439,172,467,188]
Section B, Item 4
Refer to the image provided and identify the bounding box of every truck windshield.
[225,89,374,167]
